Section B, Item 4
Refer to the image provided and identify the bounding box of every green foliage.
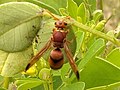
[62,82,85,90]
[0,0,120,90]
[67,0,78,19]
[106,48,120,68]
[77,2,87,23]
[0,2,41,52]
[16,78,43,90]
[81,57,120,89]
[78,39,105,70]
[0,2,42,77]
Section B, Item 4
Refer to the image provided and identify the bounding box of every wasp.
[25,11,79,80]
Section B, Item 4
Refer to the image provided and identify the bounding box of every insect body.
[25,18,79,80]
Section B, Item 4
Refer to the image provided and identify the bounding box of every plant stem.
[48,76,53,90]
[3,77,10,89]
[69,18,120,47]
[43,76,53,90]
[43,82,49,90]
[43,10,120,47]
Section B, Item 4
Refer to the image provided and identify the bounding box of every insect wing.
[64,42,80,80]
[25,39,52,71]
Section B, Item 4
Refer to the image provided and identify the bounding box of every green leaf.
[31,85,44,90]
[82,0,96,19]
[0,47,33,77]
[106,48,120,68]
[0,0,16,4]
[78,38,105,70]
[25,0,59,14]
[27,0,67,14]
[67,0,78,19]
[0,2,43,77]
[59,8,68,16]
[17,79,43,90]
[92,10,103,23]
[86,0,96,12]
[0,87,7,90]
[77,2,86,24]
[39,0,67,11]
[15,78,41,86]
[62,82,85,90]
[81,57,120,89]
[70,38,104,81]
[61,62,70,82]
[74,30,84,58]
[87,81,120,90]
[38,68,51,80]
[33,18,54,62]
[0,2,41,52]
[53,76,62,90]
[95,20,106,31]
[73,0,82,6]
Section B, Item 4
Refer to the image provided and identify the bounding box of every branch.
[67,18,120,47]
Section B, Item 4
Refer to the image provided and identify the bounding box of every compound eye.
[64,22,67,26]
[55,22,57,25]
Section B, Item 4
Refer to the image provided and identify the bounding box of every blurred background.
[103,0,120,31]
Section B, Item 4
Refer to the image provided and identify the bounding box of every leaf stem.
[68,18,120,47]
